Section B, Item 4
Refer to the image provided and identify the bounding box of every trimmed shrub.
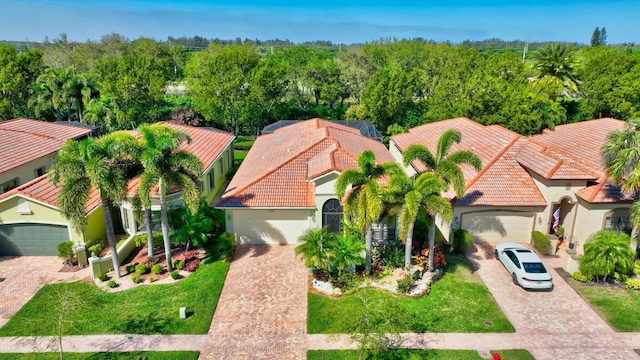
[396,274,415,294]
[131,275,142,284]
[57,241,75,264]
[330,272,362,293]
[372,238,405,270]
[216,232,236,261]
[174,260,185,270]
[97,272,109,282]
[87,242,104,257]
[133,233,164,249]
[151,264,163,275]
[625,278,640,290]
[125,264,137,274]
[184,259,201,272]
[107,280,117,288]
[452,229,473,255]
[135,264,149,276]
[416,247,447,270]
[572,271,594,283]
[170,270,180,280]
[148,276,157,283]
[531,231,551,255]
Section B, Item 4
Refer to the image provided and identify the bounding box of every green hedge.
[451,229,473,255]
[531,231,551,255]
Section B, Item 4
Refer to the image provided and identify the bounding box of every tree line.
[1,33,639,136]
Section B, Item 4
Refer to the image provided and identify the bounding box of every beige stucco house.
[390,117,636,255]
[217,118,394,244]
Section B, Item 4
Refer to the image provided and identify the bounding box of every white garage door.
[460,211,534,243]
[233,209,310,245]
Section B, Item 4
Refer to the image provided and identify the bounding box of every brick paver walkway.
[0,256,90,328]
[199,245,308,359]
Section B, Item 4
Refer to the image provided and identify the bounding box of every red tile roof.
[0,119,92,173]
[391,117,631,206]
[217,118,393,208]
[0,174,101,214]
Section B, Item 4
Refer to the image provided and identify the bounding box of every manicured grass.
[566,277,640,331]
[0,259,229,336]
[308,256,514,334]
[308,349,533,360]
[1,351,199,359]
[234,135,255,151]
[234,150,248,162]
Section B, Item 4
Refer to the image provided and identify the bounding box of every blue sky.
[1,0,637,44]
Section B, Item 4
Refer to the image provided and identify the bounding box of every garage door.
[234,210,310,245]
[0,223,69,256]
[460,211,534,243]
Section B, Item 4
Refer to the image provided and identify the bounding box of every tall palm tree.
[602,117,640,231]
[65,73,102,123]
[403,129,482,271]
[387,171,453,270]
[138,123,203,272]
[335,150,402,273]
[532,43,578,98]
[49,132,139,279]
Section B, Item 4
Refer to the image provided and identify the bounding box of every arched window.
[322,199,343,234]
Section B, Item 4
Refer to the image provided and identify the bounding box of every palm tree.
[49,132,139,279]
[580,230,635,282]
[169,200,215,252]
[84,95,124,131]
[403,129,482,271]
[387,171,453,270]
[532,43,578,98]
[330,230,365,276]
[138,123,203,272]
[65,73,102,123]
[335,150,402,273]
[602,117,640,233]
[32,68,70,122]
[295,227,337,271]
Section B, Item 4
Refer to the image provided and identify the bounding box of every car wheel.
[512,273,518,285]
[495,249,499,260]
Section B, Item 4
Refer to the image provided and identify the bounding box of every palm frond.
[435,129,462,163]
[446,150,482,171]
[402,144,435,169]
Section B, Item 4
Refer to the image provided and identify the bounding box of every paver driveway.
[0,256,89,328]
[199,245,307,360]
[468,242,640,360]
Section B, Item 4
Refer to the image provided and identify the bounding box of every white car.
[495,243,553,290]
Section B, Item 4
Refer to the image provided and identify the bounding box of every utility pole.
[522,41,529,63]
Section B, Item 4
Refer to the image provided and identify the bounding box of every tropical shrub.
[125,264,137,274]
[451,229,473,255]
[148,256,159,265]
[183,251,196,262]
[151,264,163,275]
[372,237,405,270]
[416,247,446,270]
[580,230,636,282]
[133,233,164,249]
[174,259,186,270]
[131,275,142,284]
[57,241,75,264]
[625,278,640,290]
[170,270,180,280]
[531,231,551,255]
[572,271,594,283]
[330,272,362,293]
[396,274,415,294]
[87,242,104,257]
[107,280,117,288]
[97,272,109,282]
[295,227,337,270]
[184,259,201,272]
[634,260,640,275]
[330,228,366,275]
[135,263,149,276]
[214,232,236,261]
[148,276,157,283]
[168,200,217,251]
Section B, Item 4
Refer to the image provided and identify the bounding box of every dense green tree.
[32,68,73,121]
[335,46,374,104]
[591,27,602,47]
[335,151,402,273]
[137,123,203,272]
[49,132,139,279]
[403,129,481,271]
[186,43,260,134]
[361,65,417,131]
[246,57,291,135]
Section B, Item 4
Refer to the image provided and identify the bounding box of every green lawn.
[234,150,248,162]
[0,259,229,336]
[234,135,255,151]
[566,277,640,331]
[308,256,514,334]
[308,349,533,360]
[1,351,199,360]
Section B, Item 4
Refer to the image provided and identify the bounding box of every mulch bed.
[118,245,204,281]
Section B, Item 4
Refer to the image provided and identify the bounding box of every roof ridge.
[221,136,331,202]
[463,134,521,192]
[0,126,65,143]
[587,176,608,203]
[527,137,602,175]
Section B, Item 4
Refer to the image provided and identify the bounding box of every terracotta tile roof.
[0,174,101,214]
[217,118,393,208]
[0,118,92,174]
[393,117,629,206]
[125,122,235,196]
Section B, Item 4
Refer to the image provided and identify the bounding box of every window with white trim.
[34,166,46,177]
[604,215,632,236]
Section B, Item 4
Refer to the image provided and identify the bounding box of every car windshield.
[523,262,547,274]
